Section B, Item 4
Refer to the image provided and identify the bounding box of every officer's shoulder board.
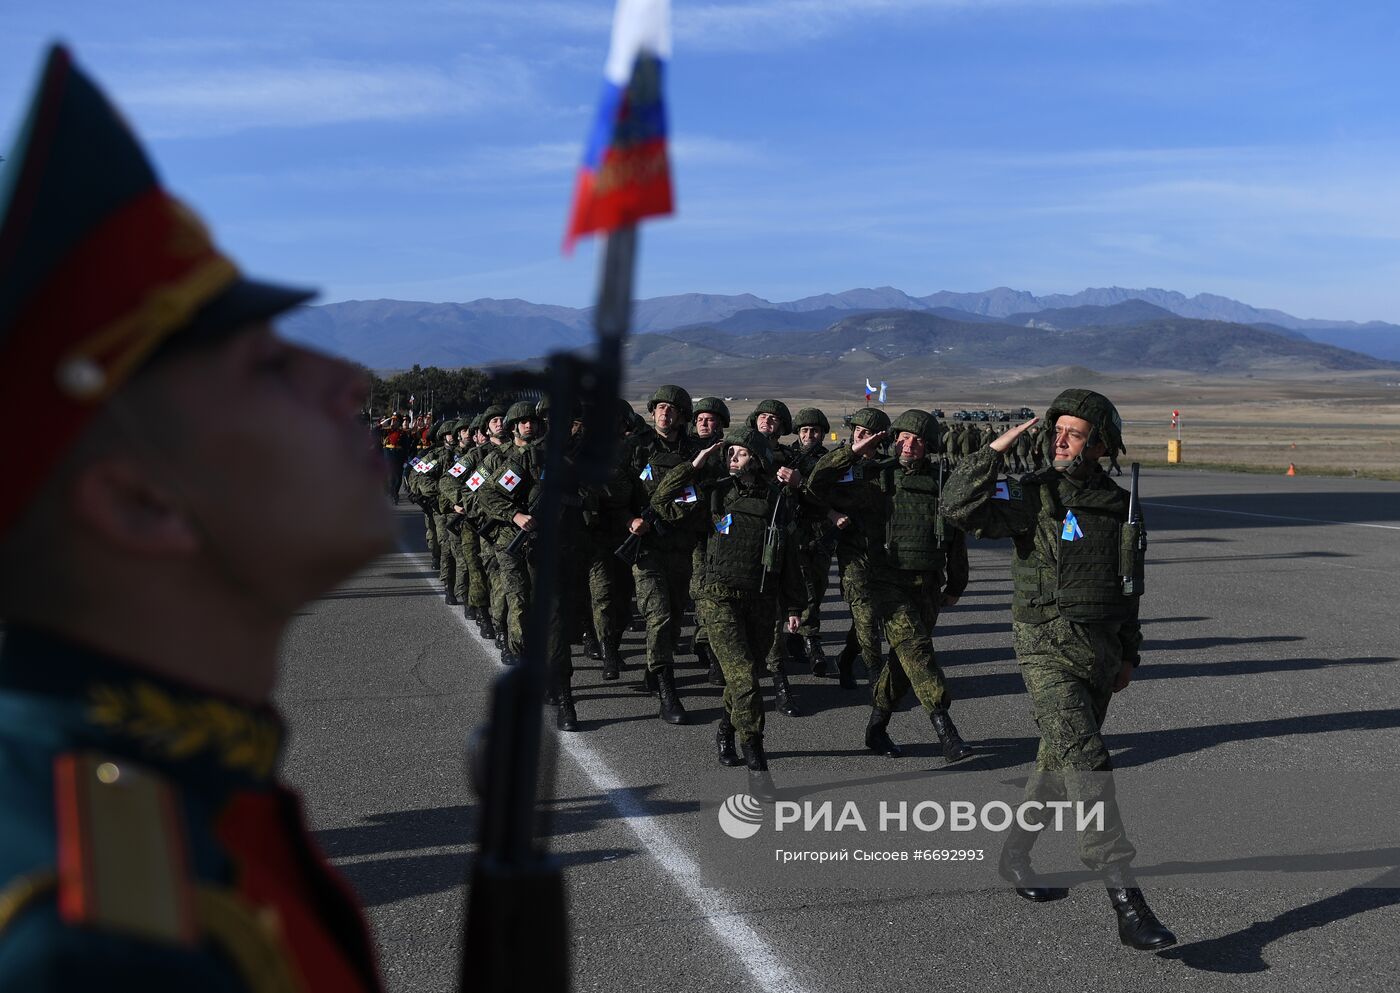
[43,752,198,945]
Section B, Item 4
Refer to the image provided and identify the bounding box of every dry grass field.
[646,368,1400,480]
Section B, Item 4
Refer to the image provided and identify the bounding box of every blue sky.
[3,0,1398,321]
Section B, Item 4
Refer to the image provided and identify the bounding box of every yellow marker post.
[1167,439,1182,464]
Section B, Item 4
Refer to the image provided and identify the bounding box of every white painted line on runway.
[1144,501,1400,532]
[406,546,818,993]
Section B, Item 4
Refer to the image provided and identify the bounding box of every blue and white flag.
[1061,509,1084,541]
[715,513,732,535]
[878,381,888,404]
[838,467,855,483]
[640,463,654,481]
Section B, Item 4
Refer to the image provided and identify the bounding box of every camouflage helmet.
[482,403,509,426]
[467,413,486,435]
[890,408,937,445]
[722,426,774,472]
[647,384,692,420]
[792,406,830,435]
[1044,388,1125,455]
[692,396,731,429]
[503,400,539,434]
[434,418,460,440]
[746,398,793,436]
[848,407,891,434]
[534,394,581,421]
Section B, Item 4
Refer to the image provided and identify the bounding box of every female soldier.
[653,427,803,801]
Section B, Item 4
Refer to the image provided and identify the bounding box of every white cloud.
[117,55,534,137]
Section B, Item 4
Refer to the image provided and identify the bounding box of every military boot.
[556,688,579,733]
[477,614,497,641]
[445,590,460,606]
[633,667,659,694]
[806,635,828,677]
[581,630,603,661]
[772,672,801,717]
[494,630,506,653]
[706,649,726,686]
[930,705,973,762]
[431,551,441,571]
[998,824,1068,903]
[741,736,778,803]
[656,666,688,725]
[835,640,857,690]
[543,683,560,706]
[715,715,744,767]
[465,605,478,621]
[600,643,622,682]
[501,646,521,667]
[864,707,901,758]
[1105,868,1177,950]
[785,633,808,668]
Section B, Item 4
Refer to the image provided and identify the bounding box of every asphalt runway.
[277,467,1400,993]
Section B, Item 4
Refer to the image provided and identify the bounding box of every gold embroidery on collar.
[87,683,278,779]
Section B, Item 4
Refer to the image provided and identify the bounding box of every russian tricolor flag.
[565,0,674,250]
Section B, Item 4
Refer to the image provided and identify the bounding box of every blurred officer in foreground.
[0,47,390,989]
[941,389,1175,951]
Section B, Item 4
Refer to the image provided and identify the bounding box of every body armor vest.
[705,484,774,592]
[1011,479,1134,624]
[886,467,946,572]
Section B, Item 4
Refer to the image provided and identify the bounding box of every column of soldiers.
[401,383,1173,952]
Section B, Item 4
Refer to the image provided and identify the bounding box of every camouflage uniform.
[940,392,1142,872]
[655,428,802,797]
[623,389,703,678]
[477,407,542,661]
[585,403,639,675]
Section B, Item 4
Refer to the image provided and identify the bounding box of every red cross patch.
[498,470,521,492]
[466,472,485,491]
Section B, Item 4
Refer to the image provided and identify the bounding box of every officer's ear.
[70,455,201,556]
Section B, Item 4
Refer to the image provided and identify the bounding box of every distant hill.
[1003,300,1178,329]
[280,284,1400,368]
[617,311,1396,391]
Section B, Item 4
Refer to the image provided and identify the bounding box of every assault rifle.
[461,221,639,993]
[1120,462,1146,597]
[614,505,668,566]
[759,485,787,593]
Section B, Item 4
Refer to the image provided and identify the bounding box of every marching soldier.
[624,386,703,725]
[477,402,543,667]
[584,399,640,682]
[747,398,803,717]
[0,45,387,990]
[414,419,461,604]
[788,406,835,676]
[808,407,890,692]
[654,429,803,802]
[941,389,1176,951]
[689,397,732,686]
[472,403,512,650]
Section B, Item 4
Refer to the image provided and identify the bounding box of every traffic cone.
[1286,463,1296,476]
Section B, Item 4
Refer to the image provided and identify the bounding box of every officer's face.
[851,425,880,457]
[728,445,754,475]
[895,431,925,460]
[150,322,394,607]
[694,412,720,438]
[516,418,538,441]
[1054,415,1105,463]
[489,416,505,438]
[457,429,472,448]
[653,402,677,435]
[798,426,822,447]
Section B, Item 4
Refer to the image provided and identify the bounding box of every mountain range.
[279,285,1400,371]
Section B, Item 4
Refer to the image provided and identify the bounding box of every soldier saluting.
[940,389,1176,951]
[653,429,803,802]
